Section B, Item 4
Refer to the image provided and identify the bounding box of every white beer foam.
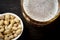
[23,0,58,22]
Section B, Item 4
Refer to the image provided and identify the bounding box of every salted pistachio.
[14,18,20,23]
[4,35,10,40]
[0,33,4,38]
[0,20,4,25]
[4,20,9,25]
[17,25,22,29]
[16,29,21,35]
[12,24,18,30]
[12,27,18,31]
[10,19,15,24]
[5,33,12,37]
[9,35,14,39]
[0,28,4,32]
[5,14,10,20]
[0,16,4,20]
[5,25,11,30]
[7,24,12,30]
[4,24,13,34]
[12,31,16,34]
[5,25,7,30]
[10,15,15,19]
[6,33,12,36]
[13,24,18,27]
[4,30,11,34]
[4,33,13,40]
[12,24,22,31]
[13,34,17,38]
[0,26,4,32]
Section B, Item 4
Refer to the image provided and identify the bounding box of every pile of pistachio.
[0,14,22,40]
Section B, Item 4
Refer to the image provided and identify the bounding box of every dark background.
[0,0,60,40]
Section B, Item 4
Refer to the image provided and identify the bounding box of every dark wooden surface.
[0,0,60,40]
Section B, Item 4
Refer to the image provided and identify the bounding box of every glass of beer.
[21,0,60,26]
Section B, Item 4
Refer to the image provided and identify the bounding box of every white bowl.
[0,12,23,40]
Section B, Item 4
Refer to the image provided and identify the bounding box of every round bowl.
[0,12,23,40]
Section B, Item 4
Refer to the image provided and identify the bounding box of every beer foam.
[23,0,58,22]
